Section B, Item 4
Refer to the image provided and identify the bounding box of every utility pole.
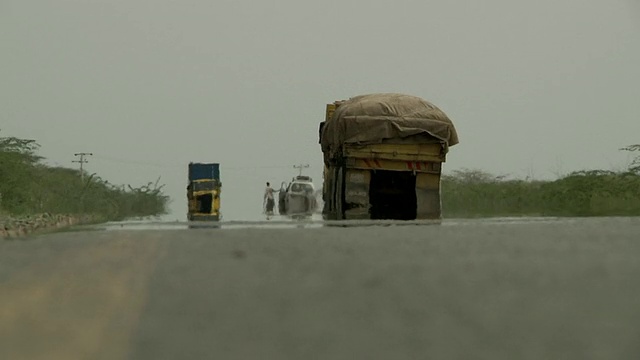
[293,163,309,176]
[73,152,93,182]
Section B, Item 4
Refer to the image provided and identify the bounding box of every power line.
[72,152,92,182]
[91,155,303,171]
[92,155,181,168]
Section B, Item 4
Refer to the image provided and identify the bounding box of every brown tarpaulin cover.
[321,93,459,161]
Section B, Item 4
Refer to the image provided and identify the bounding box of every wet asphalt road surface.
[1,217,640,360]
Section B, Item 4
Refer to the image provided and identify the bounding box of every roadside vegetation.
[442,145,640,218]
[0,132,169,222]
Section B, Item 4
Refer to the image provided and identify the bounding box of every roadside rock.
[0,213,102,239]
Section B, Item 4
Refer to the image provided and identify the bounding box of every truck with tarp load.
[319,93,459,220]
[187,162,221,222]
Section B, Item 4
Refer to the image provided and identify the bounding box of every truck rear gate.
[332,165,442,220]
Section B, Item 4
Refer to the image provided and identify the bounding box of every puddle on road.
[81,215,569,232]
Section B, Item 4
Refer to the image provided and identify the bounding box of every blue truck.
[187,163,221,222]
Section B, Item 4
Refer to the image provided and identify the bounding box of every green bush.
[442,168,640,218]
[0,131,168,220]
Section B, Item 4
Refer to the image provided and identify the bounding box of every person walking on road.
[263,182,279,215]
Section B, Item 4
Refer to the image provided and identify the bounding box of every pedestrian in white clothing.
[263,182,278,214]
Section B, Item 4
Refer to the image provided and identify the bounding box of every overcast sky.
[2,0,639,221]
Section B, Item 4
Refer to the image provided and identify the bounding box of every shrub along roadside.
[441,168,640,218]
[1,131,169,236]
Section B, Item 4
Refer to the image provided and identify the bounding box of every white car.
[278,176,317,217]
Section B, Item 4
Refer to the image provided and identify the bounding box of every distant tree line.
[0,131,169,220]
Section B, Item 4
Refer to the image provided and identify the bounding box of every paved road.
[1,217,640,359]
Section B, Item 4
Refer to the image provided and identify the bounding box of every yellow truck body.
[187,163,221,222]
[187,181,221,220]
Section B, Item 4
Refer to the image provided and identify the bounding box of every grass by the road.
[0,132,168,222]
[442,168,640,218]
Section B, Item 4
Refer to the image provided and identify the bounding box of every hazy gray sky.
[2,0,639,220]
